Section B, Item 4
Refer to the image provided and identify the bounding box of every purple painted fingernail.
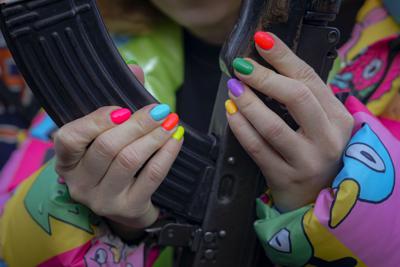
[227,78,244,97]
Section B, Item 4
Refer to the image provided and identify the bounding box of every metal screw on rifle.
[328,30,339,43]
[227,157,236,165]
[219,230,227,238]
[204,249,216,260]
[204,232,214,243]
[168,229,174,239]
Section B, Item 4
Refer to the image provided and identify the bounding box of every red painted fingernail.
[254,31,275,50]
[110,108,132,124]
[162,113,179,131]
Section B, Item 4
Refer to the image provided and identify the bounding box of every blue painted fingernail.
[150,104,171,121]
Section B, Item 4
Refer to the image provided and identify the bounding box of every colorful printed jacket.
[1,0,400,266]
[255,0,400,266]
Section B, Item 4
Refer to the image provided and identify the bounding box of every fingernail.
[110,108,132,124]
[150,104,171,121]
[233,58,254,75]
[127,59,139,65]
[227,78,244,97]
[162,113,179,131]
[172,126,185,141]
[254,31,275,50]
[225,100,238,115]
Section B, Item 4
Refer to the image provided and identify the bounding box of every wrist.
[107,205,160,241]
[271,189,318,212]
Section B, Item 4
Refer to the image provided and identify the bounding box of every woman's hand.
[54,65,184,236]
[226,32,354,212]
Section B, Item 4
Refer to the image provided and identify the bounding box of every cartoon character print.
[84,235,144,267]
[256,102,400,267]
[339,7,388,62]
[329,123,395,228]
[313,103,400,266]
[331,37,400,105]
[24,159,95,234]
[255,201,361,267]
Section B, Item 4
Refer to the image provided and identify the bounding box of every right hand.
[54,65,184,232]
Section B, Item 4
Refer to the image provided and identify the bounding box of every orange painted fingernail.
[162,113,179,131]
[110,108,132,124]
[254,31,275,50]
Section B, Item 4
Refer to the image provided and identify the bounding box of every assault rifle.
[0,0,341,266]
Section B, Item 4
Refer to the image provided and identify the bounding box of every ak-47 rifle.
[0,0,341,266]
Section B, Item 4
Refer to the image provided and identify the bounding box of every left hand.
[226,32,354,212]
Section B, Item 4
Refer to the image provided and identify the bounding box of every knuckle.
[134,112,151,133]
[117,147,142,170]
[255,69,274,89]
[295,63,318,82]
[302,160,323,178]
[324,138,345,161]
[238,95,254,114]
[245,138,264,157]
[291,83,312,105]
[96,106,118,116]
[151,130,168,143]
[273,45,290,62]
[55,128,75,151]
[147,163,166,185]
[265,119,286,141]
[93,135,118,158]
[91,106,119,128]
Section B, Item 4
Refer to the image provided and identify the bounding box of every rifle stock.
[0,0,341,266]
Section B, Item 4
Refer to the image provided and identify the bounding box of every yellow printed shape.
[329,180,360,228]
[367,76,400,116]
[382,91,400,121]
[303,208,366,267]
[357,0,384,22]
[345,0,400,62]
[347,18,399,62]
[0,169,94,266]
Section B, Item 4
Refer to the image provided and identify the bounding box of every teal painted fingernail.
[233,58,254,75]
[150,104,171,121]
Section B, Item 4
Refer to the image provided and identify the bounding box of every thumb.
[127,61,145,85]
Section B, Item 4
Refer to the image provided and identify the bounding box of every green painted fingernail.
[233,58,254,75]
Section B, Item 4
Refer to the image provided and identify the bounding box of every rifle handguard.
[0,0,217,223]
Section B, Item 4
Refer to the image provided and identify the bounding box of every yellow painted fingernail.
[172,126,185,141]
[225,99,238,115]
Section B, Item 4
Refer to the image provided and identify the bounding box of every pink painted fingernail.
[227,78,244,97]
[110,108,132,124]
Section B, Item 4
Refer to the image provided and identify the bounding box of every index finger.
[253,32,344,115]
[54,106,128,170]
[254,32,325,87]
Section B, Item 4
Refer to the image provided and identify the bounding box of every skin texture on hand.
[226,32,354,212]
[54,65,184,237]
